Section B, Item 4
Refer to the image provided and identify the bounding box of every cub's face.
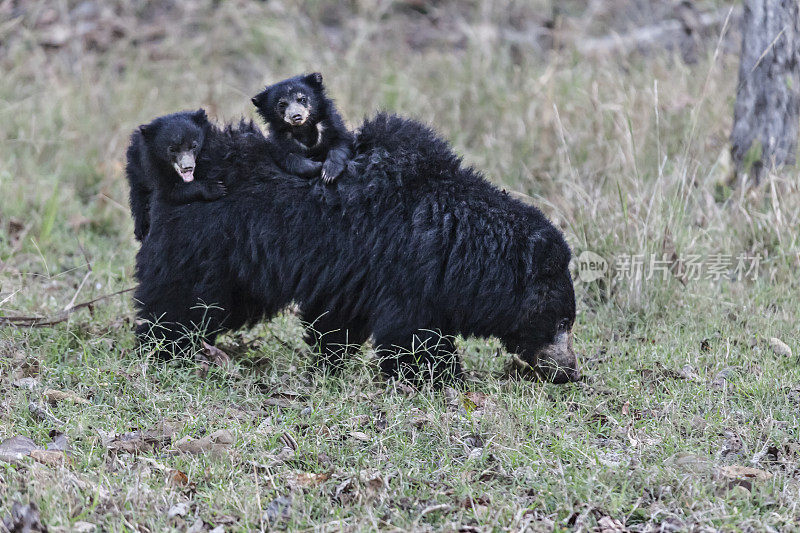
[140,110,208,183]
[252,73,325,130]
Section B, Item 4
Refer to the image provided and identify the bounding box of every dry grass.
[0,1,798,531]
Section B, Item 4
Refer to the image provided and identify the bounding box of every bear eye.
[298,96,307,105]
[277,101,287,110]
[191,141,198,150]
[167,146,175,153]
[556,319,570,333]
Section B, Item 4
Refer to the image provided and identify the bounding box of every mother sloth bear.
[134,113,580,385]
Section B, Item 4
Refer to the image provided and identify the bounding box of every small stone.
[167,502,190,518]
[768,337,792,358]
[12,378,38,390]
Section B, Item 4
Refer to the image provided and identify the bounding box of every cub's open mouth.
[173,151,197,183]
[173,162,195,182]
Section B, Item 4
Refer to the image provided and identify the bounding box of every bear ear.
[251,90,267,108]
[139,123,157,140]
[532,234,571,278]
[191,108,207,124]
[303,72,323,87]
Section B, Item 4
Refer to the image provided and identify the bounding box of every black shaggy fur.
[126,110,228,241]
[251,73,353,183]
[134,114,578,385]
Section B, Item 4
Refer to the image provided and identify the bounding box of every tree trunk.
[730,0,800,185]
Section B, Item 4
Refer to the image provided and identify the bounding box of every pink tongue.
[180,168,194,183]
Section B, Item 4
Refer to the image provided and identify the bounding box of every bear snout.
[533,330,580,384]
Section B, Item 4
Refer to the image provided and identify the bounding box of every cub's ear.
[251,90,267,108]
[303,72,323,87]
[191,108,208,124]
[138,123,157,140]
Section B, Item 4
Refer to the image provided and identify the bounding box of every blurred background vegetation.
[1,0,796,323]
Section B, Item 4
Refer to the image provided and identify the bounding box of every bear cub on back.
[251,73,352,183]
[126,109,226,241]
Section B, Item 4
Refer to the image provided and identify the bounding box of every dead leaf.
[387,381,417,396]
[263,495,292,524]
[280,432,298,451]
[465,391,489,408]
[597,515,629,532]
[201,341,231,365]
[174,429,234,455]
[0,436,38,463]
[106,434,152,454]
[264,391,307,408]
[288,471,331,490]
[1,501,46,533]
[105,419,177,454]
[346,414,370,428]
[47,431,70,452]
[349,431,371,442]
[28,401,65,425]
[711,367,736,389]
[669,452,711,472]
[410,410,434,428]
[360,470,388,497]
[167,501,190,518]
[248,446,296,471]
[718,465,773,482]
[197,342,240,378]
[12,377,39,390]
[44,388,90,405]
[678,364,699,380]
[29,448,69,466]
[0,433,70,466]
[417,503,451,520]
[167,469,191,487]
[462,396,478,413]
[186,519,205,533]
[461,433,484,449]
[768,337,792,358]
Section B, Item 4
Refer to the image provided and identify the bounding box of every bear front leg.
[129,183,151,241]
[321,145,351,183]
[282,153,323,178]
[168,181,226,204]
[302,311,369,372]
[374,329,463,388]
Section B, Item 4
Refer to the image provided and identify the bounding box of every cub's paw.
[321,160,345,183]
[205,181,227,200]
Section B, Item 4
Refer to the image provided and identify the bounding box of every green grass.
[1,1,799,531]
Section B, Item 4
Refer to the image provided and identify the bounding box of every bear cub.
[251,73,352,183]
[126,109,226,241]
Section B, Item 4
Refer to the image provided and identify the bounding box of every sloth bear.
[126,110,230,242]
[251,73,353,183]
[134,114,579,385]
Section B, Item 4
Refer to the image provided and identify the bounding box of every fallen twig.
[0,287,134,327]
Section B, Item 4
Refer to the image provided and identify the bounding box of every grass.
[1,1,799,531]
